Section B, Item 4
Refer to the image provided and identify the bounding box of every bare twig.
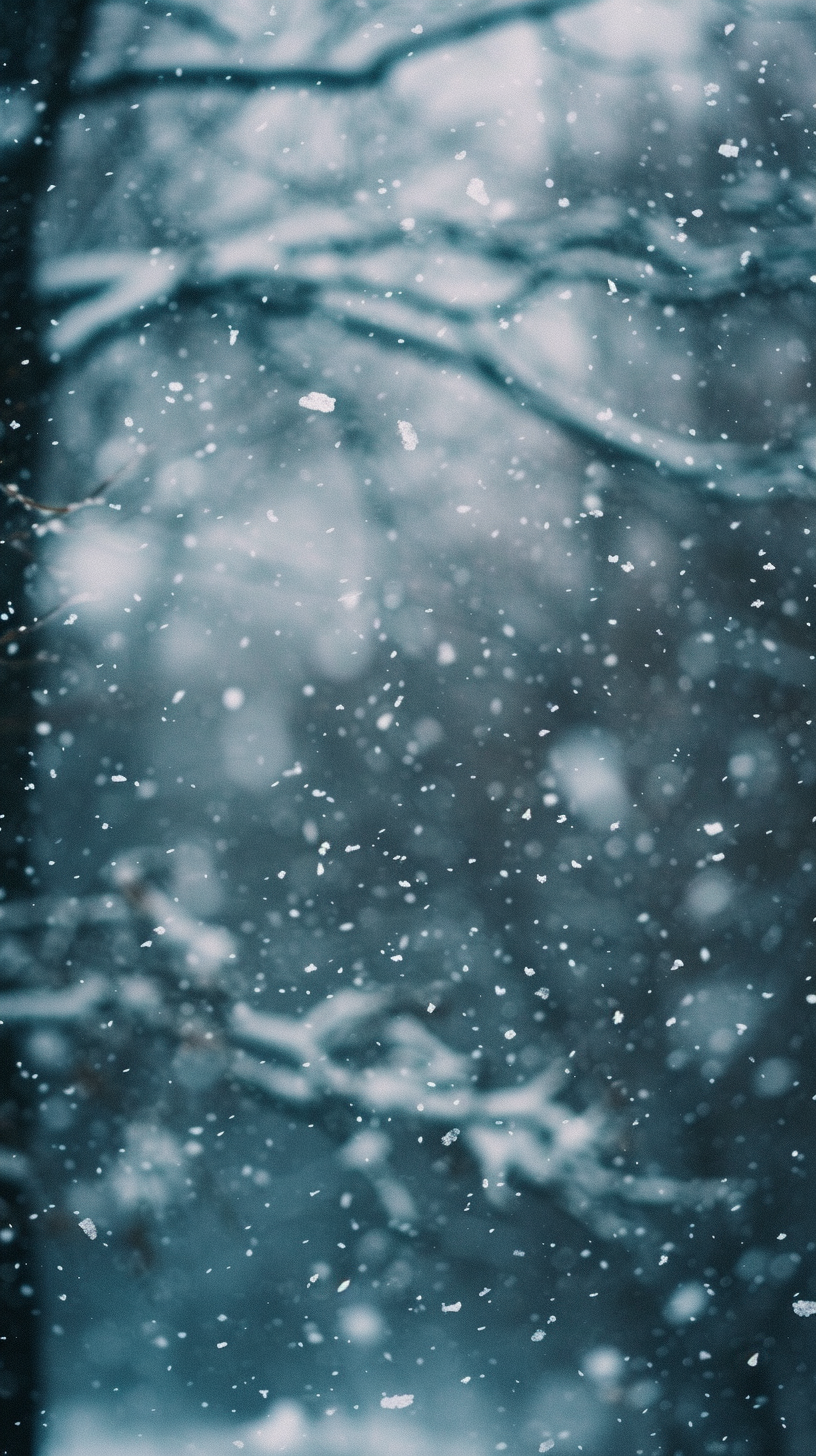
[0,592,99,648]
[1,459,136,517]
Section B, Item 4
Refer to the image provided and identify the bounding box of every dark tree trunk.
[1,7,94,1451]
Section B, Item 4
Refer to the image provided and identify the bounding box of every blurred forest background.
[0,1,815,1454]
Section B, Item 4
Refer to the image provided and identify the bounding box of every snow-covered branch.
[114,859,236,982]
[38,214,816,498]
[328,305,815,500]
[75,0,593,99]
[229,993,744,1233]
[0,975,108,1024]
[0,883,746,1236]
[40,250,183,356]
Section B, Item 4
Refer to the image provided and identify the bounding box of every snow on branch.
[2,457,140,522]
[37,213,816,499]
[76,0,595,99]
[328,305,816,500]
[228,992,745,1232]
[0,883,747,1237]
[40,250,182,356]
[114,858,236,980]
[40,196,814,353]
[0,974,108,1024]
[0,593,102,650]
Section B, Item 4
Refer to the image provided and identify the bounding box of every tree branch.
[36,225,816,499]
[73,0,594,100]
[0,882,748,1237]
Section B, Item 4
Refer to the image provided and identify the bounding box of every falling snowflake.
[397,419,418,450]
[298,391,336,413]
[466,178,490,206]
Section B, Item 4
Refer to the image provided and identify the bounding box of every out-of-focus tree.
[1,3,815,1454]
[1,7,97,1450]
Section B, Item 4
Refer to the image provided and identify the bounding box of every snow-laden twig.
[113,859,236,981]
[328,305,815,500]
[0,879,746,1234]
[229,993,744,1229]
[40,199,815,354]
[0,593,100,649]
[1,457,141,518]
[0,882,746,1235]
[75,0,594,99]
[40,249,182,355]
[0,974,108,1024]
[37,225,816,498]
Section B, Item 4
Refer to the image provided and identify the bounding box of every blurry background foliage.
[0,1,814,1454]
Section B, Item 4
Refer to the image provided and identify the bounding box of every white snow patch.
[380,1394,414,1409]
[78,1217,97,1240]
